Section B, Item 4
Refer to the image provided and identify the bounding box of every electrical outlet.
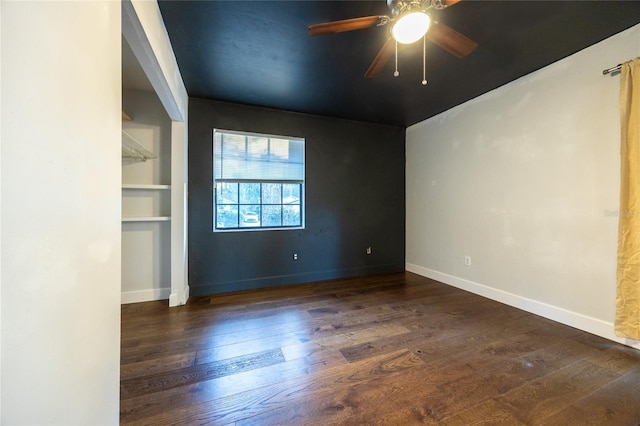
[366,247,372,255]
[464,256,471,266]
[293,253,298,261]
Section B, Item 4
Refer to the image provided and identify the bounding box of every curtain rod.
[603,64,622,75]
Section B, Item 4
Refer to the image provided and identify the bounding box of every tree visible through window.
[213,129,305,231]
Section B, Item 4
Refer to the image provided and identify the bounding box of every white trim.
[122,0,186,121]
[170,121,188,307]
[121,287,170,304]
[406,263,640,350]
[0,3,4,416]
[169,282,190,307]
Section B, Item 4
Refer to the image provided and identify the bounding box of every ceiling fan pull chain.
[394,40,399,77]
[422,35,427,85]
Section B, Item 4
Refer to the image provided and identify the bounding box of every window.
[213,129,304,231]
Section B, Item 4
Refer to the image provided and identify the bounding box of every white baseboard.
[169,282,189,307]
[406,263,640,350]
[121,287,171,304]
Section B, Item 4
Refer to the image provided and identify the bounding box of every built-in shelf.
[122,129,157,164]
[122,184,171,190]
[122,216,171,222]
[121,184,171,219]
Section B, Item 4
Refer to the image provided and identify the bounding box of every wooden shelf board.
[122,184,171,190]
[122,216,171,223]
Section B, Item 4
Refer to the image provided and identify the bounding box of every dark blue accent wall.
[188,98,406,296]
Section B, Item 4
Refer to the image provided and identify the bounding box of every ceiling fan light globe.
[392,12,431,44]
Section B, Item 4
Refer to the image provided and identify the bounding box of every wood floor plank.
[120,351,197,381]
[280,321,411,360]
[122,349,422,425]
[192,317,410,366]
[122,288,422,361]
[541,367,640,426]
[332,338,568,424]
[576,334,640,374]
[441,399,528,426]
[497,359,621,424]
[120,347,347,424]
[339,307,544,366]
[235,359,456,425]
[240,331,572,425]
[120,272,640,425]
[121,293,330,340]
[136,312,336,366]
[122,313,312,352]
[122,316,318,365]
[121,348,285,399]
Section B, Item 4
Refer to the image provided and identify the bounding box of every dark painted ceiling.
[158,1,640,127]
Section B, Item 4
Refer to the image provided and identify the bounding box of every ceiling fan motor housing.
[387,0,434,16]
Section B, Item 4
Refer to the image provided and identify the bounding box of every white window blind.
[214,130,304,182]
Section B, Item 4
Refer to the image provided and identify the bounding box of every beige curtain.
[616,57,640,340]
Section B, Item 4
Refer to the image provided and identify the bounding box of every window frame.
[213,128,305,232]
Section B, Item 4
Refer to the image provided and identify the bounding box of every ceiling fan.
[308,0,478,79]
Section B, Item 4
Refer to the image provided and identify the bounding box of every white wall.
[1,1,121,424]
[407,24,640,349]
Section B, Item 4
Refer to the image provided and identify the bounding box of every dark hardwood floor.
[120,272,640,425]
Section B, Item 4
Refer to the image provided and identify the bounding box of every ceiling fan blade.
[426,21,478,58]
[443,0,463,7]
[308,16,385,36]
[365,38,395,78]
